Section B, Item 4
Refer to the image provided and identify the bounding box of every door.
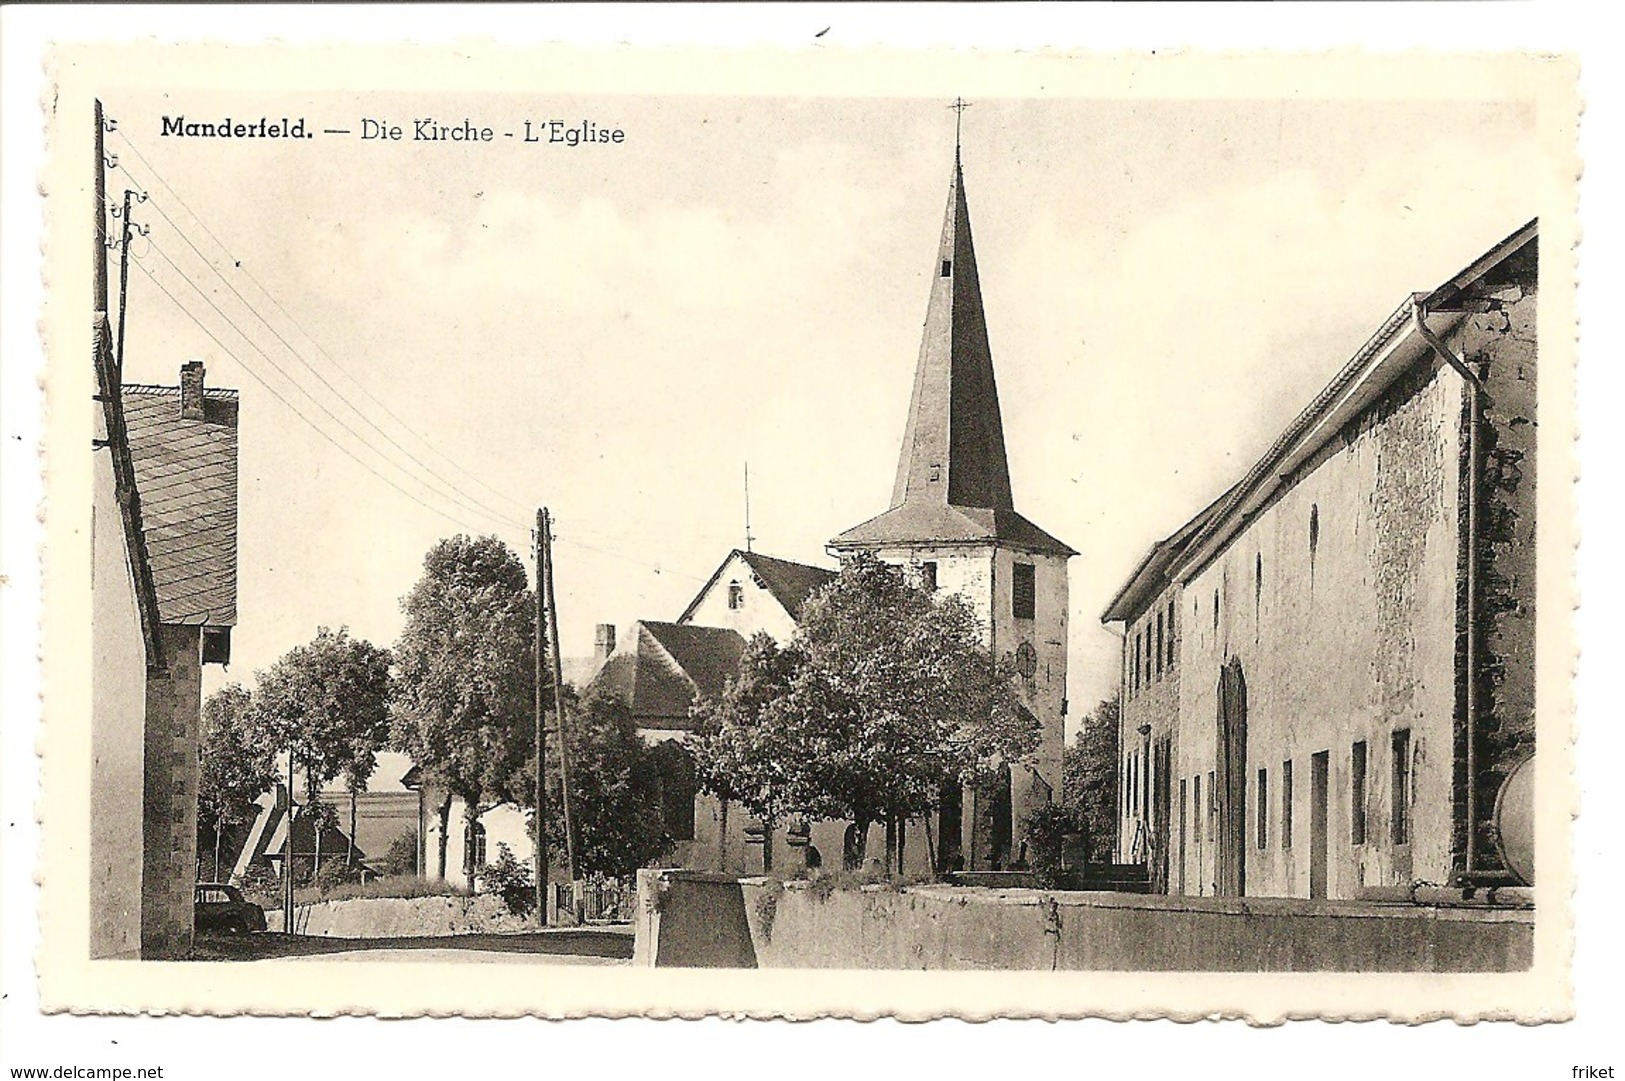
[1177,778,1188,895]
[1310,750,1330,900]
[1215,659,1248,897]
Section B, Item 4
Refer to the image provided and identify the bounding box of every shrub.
[315,859,367,895]
[380,828,420,877]
[479,843,536,918]
[292,873,468,906]
[1022,802,1085,889]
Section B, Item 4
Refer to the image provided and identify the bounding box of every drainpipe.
[1411,298,1484,880]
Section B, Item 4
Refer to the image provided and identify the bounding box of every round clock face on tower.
[1014,641,1038,680]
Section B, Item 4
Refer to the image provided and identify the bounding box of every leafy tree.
[391,534,536,890]
[197,683,276,882]
[380,828,420,877]
[509,684,672,881]
[1062,694,1121,864]
[690,632,806,871]
[694,552,1038,875]
[250,626,394,880]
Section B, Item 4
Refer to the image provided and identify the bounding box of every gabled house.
[677,549,836,644]
[1102,220,1538,902]
[89,358,239,958]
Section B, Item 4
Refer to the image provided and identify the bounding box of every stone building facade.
[1103,221,1537,901]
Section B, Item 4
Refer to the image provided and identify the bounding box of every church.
[587,141,1074,876]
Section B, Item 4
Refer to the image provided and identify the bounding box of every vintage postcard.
[37,43,1577,1020]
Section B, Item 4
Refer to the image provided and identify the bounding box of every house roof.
[122,379,239,627]
[587,621,746,729]
[830,152,1073,559]
[1101,219,1538,621]
[677,549,837,624]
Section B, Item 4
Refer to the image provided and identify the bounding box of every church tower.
[829,142,1074,872]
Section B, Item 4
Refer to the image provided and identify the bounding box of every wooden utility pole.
[540,510,580,901]
[532,510,549,924]
[115,188,133,380]
[282,750,295,934]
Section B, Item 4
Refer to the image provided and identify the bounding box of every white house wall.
[1175,360,1463,900]
[680,552,800,643]
[89,444,148,960]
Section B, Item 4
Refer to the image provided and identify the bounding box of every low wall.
[265,893,530,938]
[632,870,1533,971]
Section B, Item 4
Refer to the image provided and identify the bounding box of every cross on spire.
[950,97,972,157]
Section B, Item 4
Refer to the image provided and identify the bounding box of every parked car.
[194,883,267,935]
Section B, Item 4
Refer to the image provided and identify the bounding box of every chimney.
[180,361,207,420]
[595,623,617,662]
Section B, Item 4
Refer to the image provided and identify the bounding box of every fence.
[551,878,631,924]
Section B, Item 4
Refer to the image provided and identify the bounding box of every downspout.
[1410,298,1484,880]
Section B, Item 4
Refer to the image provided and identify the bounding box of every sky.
[103,90,1539,736]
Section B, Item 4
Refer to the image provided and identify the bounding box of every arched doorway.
[1216,658,1248,897]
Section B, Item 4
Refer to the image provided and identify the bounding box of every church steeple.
[830,144,1074,559]
[889,151,1014,512]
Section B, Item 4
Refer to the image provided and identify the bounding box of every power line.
[109,165,528,531]
[139,232,530,533]
[128,254,525,541]
[110,128,533,516]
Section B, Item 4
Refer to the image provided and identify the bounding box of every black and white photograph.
[8,33,1594,1046]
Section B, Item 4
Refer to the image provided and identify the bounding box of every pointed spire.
[888,149,1014,512]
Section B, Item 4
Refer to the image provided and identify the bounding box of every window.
[1351,740,1368,846]
[1391,728,1411,846]
[1155,611,1165,679]
[727,580,744,610]
[1166,600,1177,669]
[920,561,938,592]
[941,259,953,278]
[1012,562,1036,620]
[1193,775,1202,843]
[1131,632,1140,693]
[1254,553,1263,625]
[1257,768,1268,849]
[466,821,487,872]
[1207,769,1217,831]
[1309,504,1320,566]
[1213,588,1220,631]
[1281,759,1293,849]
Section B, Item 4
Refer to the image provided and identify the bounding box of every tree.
[197,684,276,882]
[250,627,393,881]
[690,632,807,871]
[391,534,536,890]
[694,552,1038,875]
[524,685,670,880]
[1062,694,1121,864]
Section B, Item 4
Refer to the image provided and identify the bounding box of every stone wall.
[140,625,202,959]
[632,871,1531,971]
[1459,279,1539,876]
[265,893,530,938]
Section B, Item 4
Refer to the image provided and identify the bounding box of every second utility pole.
[540,509,580,907]
[532,509,549,924]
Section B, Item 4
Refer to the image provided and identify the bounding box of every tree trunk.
[436,794,452,880]
[850,817,870,870]
[348,787,358,867]
[897,815,907,876]
[213,822,223,882]
[884,816,897,877]
[762,817,774,874]
[464,803,479,893]
[312,803,323,882]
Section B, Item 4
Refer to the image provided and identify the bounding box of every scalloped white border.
[22,39,1580,1028]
